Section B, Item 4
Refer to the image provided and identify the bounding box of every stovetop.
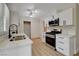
[46,31,61,35]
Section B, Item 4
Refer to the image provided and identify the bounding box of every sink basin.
[10,35,26,41]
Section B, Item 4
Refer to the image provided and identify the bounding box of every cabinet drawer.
[56,42,64,49]
[56,38,64,44]
[56,36,64,40]
[56,40,64,45]
[56,46,64,54]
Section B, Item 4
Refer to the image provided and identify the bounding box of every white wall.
[23,17,41,38]
[10,11,19,25]
[10,11,22,34]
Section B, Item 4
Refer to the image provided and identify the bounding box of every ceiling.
[7,3,76,18]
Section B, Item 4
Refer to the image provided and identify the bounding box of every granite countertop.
[0,33,33,50]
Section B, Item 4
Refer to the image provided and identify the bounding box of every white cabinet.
[59,8,73,26]
[0,4,4,32]
[0,44,32,56]
[3,4,10,32]
[0,4,3,19]
[0,4,9,33]
[56,34,74,56]
[41,32,46,42]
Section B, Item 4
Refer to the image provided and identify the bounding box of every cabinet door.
[0,4,4,32]
[59,8,73,26]
[59,13,64,26]
[64,8,73,25]
[0,4,9,34]
[3,4,9,32]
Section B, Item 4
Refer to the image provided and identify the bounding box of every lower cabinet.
[0,45,32,56]
[56,35,74,56]
[41,32,46,42]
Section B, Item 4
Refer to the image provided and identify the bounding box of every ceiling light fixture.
[25,9,39,18]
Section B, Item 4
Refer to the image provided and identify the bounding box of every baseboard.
[31,37,40,39]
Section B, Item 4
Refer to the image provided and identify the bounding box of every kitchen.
[0,3,79,56]
[41,7,76,56]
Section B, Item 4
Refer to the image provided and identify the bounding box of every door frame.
[23,21,31,38]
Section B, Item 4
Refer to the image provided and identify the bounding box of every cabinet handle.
[58,47,64,51]
[58,41,64,44]
[59,37,64,39]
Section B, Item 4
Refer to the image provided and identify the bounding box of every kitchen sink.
[10,35,26,41]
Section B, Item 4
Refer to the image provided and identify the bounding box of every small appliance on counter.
[9,24,18,38]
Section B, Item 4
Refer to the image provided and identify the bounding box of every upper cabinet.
[0,4,4,32]
[0,3,9,33]
[3,4,10,32]
[46,8,74,27]
[59,8,74,26]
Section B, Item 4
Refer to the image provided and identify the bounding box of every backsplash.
[62,26,76,35]
[49,26,76,35]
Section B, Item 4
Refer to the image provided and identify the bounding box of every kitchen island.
[0,33,32,56]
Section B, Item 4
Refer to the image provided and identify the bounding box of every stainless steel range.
[46,32,56,48]
[46,29,62,49]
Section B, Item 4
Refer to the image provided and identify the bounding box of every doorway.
[24,21,31,38]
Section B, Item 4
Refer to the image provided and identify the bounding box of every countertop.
[0,33,32,50]
[56,33,76,38]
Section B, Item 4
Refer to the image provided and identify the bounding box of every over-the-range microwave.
[49,18,59,26]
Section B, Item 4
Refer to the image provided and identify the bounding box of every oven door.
[46,35,56,47]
